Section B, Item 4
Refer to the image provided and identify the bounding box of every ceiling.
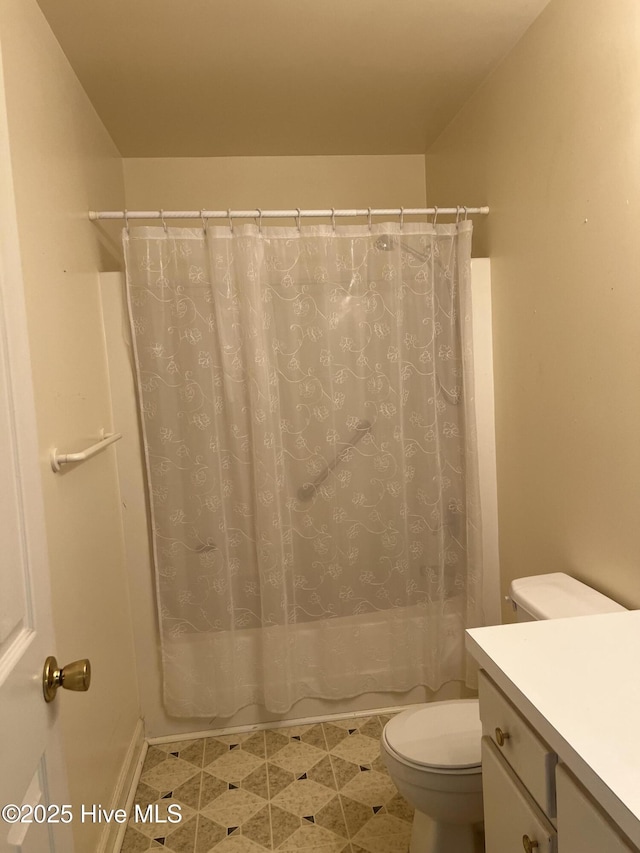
[37,0,551,158]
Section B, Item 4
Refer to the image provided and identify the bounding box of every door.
[0,40,74,853]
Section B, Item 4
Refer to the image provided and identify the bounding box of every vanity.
[466,610,640,852]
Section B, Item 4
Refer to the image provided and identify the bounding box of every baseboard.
[97,718,147,853]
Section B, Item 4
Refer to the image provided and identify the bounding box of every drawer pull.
[495,726,510,746]
[522,835,539,852]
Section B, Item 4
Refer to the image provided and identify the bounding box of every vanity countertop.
[466,609,640,848]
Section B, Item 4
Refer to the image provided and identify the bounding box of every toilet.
[380,572,626,853]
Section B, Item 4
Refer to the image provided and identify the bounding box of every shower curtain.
[124,220,483,717]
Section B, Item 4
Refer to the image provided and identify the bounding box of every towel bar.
[50,431,122,473]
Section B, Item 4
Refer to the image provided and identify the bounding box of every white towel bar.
[50,431,122,473]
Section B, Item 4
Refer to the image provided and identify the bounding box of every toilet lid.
[385,700,482,770]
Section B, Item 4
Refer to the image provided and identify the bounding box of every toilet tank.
[508,572,626,622]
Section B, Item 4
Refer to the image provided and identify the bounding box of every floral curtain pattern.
[124,221,483,717]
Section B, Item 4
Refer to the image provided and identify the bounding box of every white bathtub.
[162,604,468,721]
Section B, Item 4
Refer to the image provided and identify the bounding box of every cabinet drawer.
[479,671,557,818]
[482,737,557,853]
[556,764,637,852]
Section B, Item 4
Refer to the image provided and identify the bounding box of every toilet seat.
[383,699,482,774]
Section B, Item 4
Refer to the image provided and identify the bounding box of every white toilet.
[380,572,626,853]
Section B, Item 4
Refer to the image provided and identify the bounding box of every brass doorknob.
[522,835,539,852]
[495,727,510,747]
[43,656,91,703]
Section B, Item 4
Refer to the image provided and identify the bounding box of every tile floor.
[120,714,416,853]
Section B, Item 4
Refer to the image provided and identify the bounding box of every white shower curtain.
[124,220,483,717]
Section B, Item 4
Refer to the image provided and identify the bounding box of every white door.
[0,41,75,853]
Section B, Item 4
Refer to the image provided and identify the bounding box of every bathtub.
[161,604,468,720]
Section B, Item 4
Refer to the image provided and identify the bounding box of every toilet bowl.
[380,699,483,853]
[380,573,627,853]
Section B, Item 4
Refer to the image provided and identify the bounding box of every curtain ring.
[331,207,336,233]
[399,207,404,232]
[123,208,130,236]
[432,206,439,226]
[367,207,372,232]
[455,205,462,224]
[463,206,469,221]
[201,208,208,235]
[257,208,263,235]
[227,209,234,234]
[296,208,301,232]
[160,209,168,233]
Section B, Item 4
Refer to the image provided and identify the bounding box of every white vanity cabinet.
[477,671,639,853]
[482,738,556,852]
[556,764,635,853]
[479,672,557,852]
[467,612,640,851]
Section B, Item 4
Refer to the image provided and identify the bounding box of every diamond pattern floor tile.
[268,803,298,847]
[156,739,206,769]
[265,762,294,799]
[330,734,381,767]
[206,750,265,785]
[206,837,270,853]
[276,822,349,851]
[123,710,463,853]
[200,788,267,827]
[141,755,201,793]
[339,772,398,809]
[120,825,152,852]
[351,813,413,853]
[163,814,199,852]
[271,778,335,817]
[242,804,273,849]
[314,795,349,839]
[267,740,327,776]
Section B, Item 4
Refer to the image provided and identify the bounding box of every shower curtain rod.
[88,206,489,222]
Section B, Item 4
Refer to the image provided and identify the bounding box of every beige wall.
[425,0,640,619]
[0,1,140,849]
[123,154,426,217]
